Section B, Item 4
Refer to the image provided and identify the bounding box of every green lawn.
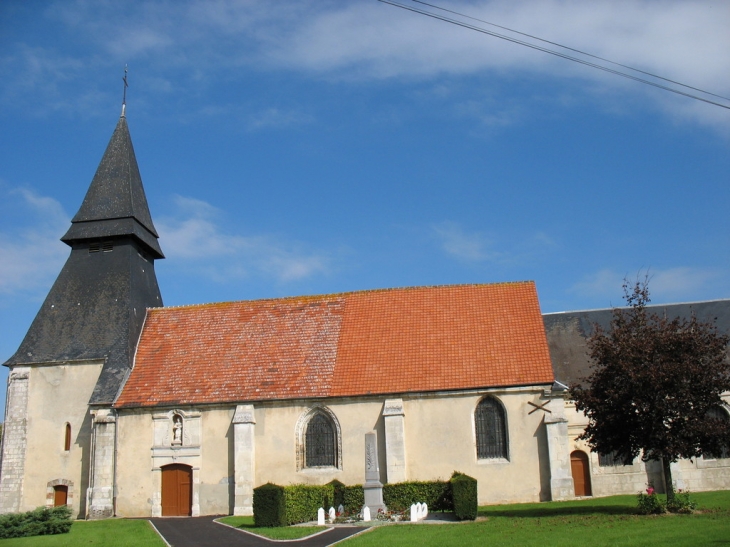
[218,515,326,539]
[343,491,730,547]
[0,519,164,546]
[2,491,728,546]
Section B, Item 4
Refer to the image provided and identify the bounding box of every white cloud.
[570,267,727,304]
[0,187,70,295]
[432,221,496,261]
[432,222,556,265]
[156,195,330,282]
[4,1,728,126]
[247,108,315,130]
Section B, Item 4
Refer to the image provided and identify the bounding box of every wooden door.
[161,464,192,516]
[53,485,68,507]
[571,450,592,496]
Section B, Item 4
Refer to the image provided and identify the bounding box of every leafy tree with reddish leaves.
[570,279,730,502]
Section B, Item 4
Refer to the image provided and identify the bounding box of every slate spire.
[4,113,164,405]
[61,114,163,258]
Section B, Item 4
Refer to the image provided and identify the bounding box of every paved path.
[149,516,369,547]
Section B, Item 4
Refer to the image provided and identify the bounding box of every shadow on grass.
[481,504,637,518]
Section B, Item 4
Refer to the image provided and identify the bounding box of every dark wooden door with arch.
[570,450,592,496]
[161,464,192,516]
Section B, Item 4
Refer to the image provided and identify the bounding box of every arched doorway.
[161,464,192,516]
[53,485,68,507]
[570,450,592,496]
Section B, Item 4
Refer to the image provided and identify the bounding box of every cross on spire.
[121,65,128,117]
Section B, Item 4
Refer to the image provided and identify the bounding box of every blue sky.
[1,1,729,413]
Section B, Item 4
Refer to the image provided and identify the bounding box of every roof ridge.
[543,297,730,315]
[146,281,536,312]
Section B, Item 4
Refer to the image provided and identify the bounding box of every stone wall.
[0,362,101,517]
[113,387,554,516]
[0,367,30,514]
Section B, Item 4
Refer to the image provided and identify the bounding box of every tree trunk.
[661,457,675,503]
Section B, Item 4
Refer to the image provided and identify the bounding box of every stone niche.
[152,409,201,449]
[150,409,202,517]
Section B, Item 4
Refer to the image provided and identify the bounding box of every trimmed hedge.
[330,480,346,509]
[451,472,478,520]
[253,483,287,527]
[253,473,477,525]
[329,480,365,515]
[383,480,452,512]
[283,484,333,525]
[0,506,72,539]
[342,485,365,514]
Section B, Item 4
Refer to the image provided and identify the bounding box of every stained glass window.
[305,413,336,467]
[475,397,508,459]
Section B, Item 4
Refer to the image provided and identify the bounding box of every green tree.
[570,279,730,502]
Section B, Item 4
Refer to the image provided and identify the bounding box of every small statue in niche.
[172,414,183,445]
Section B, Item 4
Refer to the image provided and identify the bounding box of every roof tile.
[115,282,554,408]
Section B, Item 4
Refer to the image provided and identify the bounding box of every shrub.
[450,472,478,521]
[666,490,697,514]
[383,480,452,512]
[283,484,334,525]
[342,485,364,515]
[329,480,346,509]
[253,483,286,527]
[328,480,363,515]
[0,506,72,539]
[636,486,665,515]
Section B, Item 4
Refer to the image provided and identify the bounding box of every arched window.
[705,407,730,460]
[64,423,71,451]
[305,413,336,467]
[475,397,508,460]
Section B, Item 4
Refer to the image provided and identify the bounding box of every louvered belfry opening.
[475,397,508,459]
[305,413,336,467]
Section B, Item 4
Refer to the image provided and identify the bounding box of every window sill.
[477,457,510,465]
[298,467,342,475]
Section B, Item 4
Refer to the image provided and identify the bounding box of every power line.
[411,0,730,104]
[378,0,730,111]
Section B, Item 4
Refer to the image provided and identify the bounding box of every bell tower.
[0,110,164,516]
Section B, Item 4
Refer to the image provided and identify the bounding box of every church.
[1,111,728,519]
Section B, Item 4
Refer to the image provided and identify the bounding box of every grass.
[2,491,727,546]
[218,515,327,539]
[342,490,730,547]
[0,519,164,546]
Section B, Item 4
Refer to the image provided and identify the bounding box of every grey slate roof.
[61,115,163,258]
[4,114,164,405]
[543,299,730,387]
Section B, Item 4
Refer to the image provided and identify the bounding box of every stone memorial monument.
[363,431,386,514]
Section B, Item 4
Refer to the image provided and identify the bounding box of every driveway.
[149,516,368,547]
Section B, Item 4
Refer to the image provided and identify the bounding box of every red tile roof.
[114,282,554,408]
